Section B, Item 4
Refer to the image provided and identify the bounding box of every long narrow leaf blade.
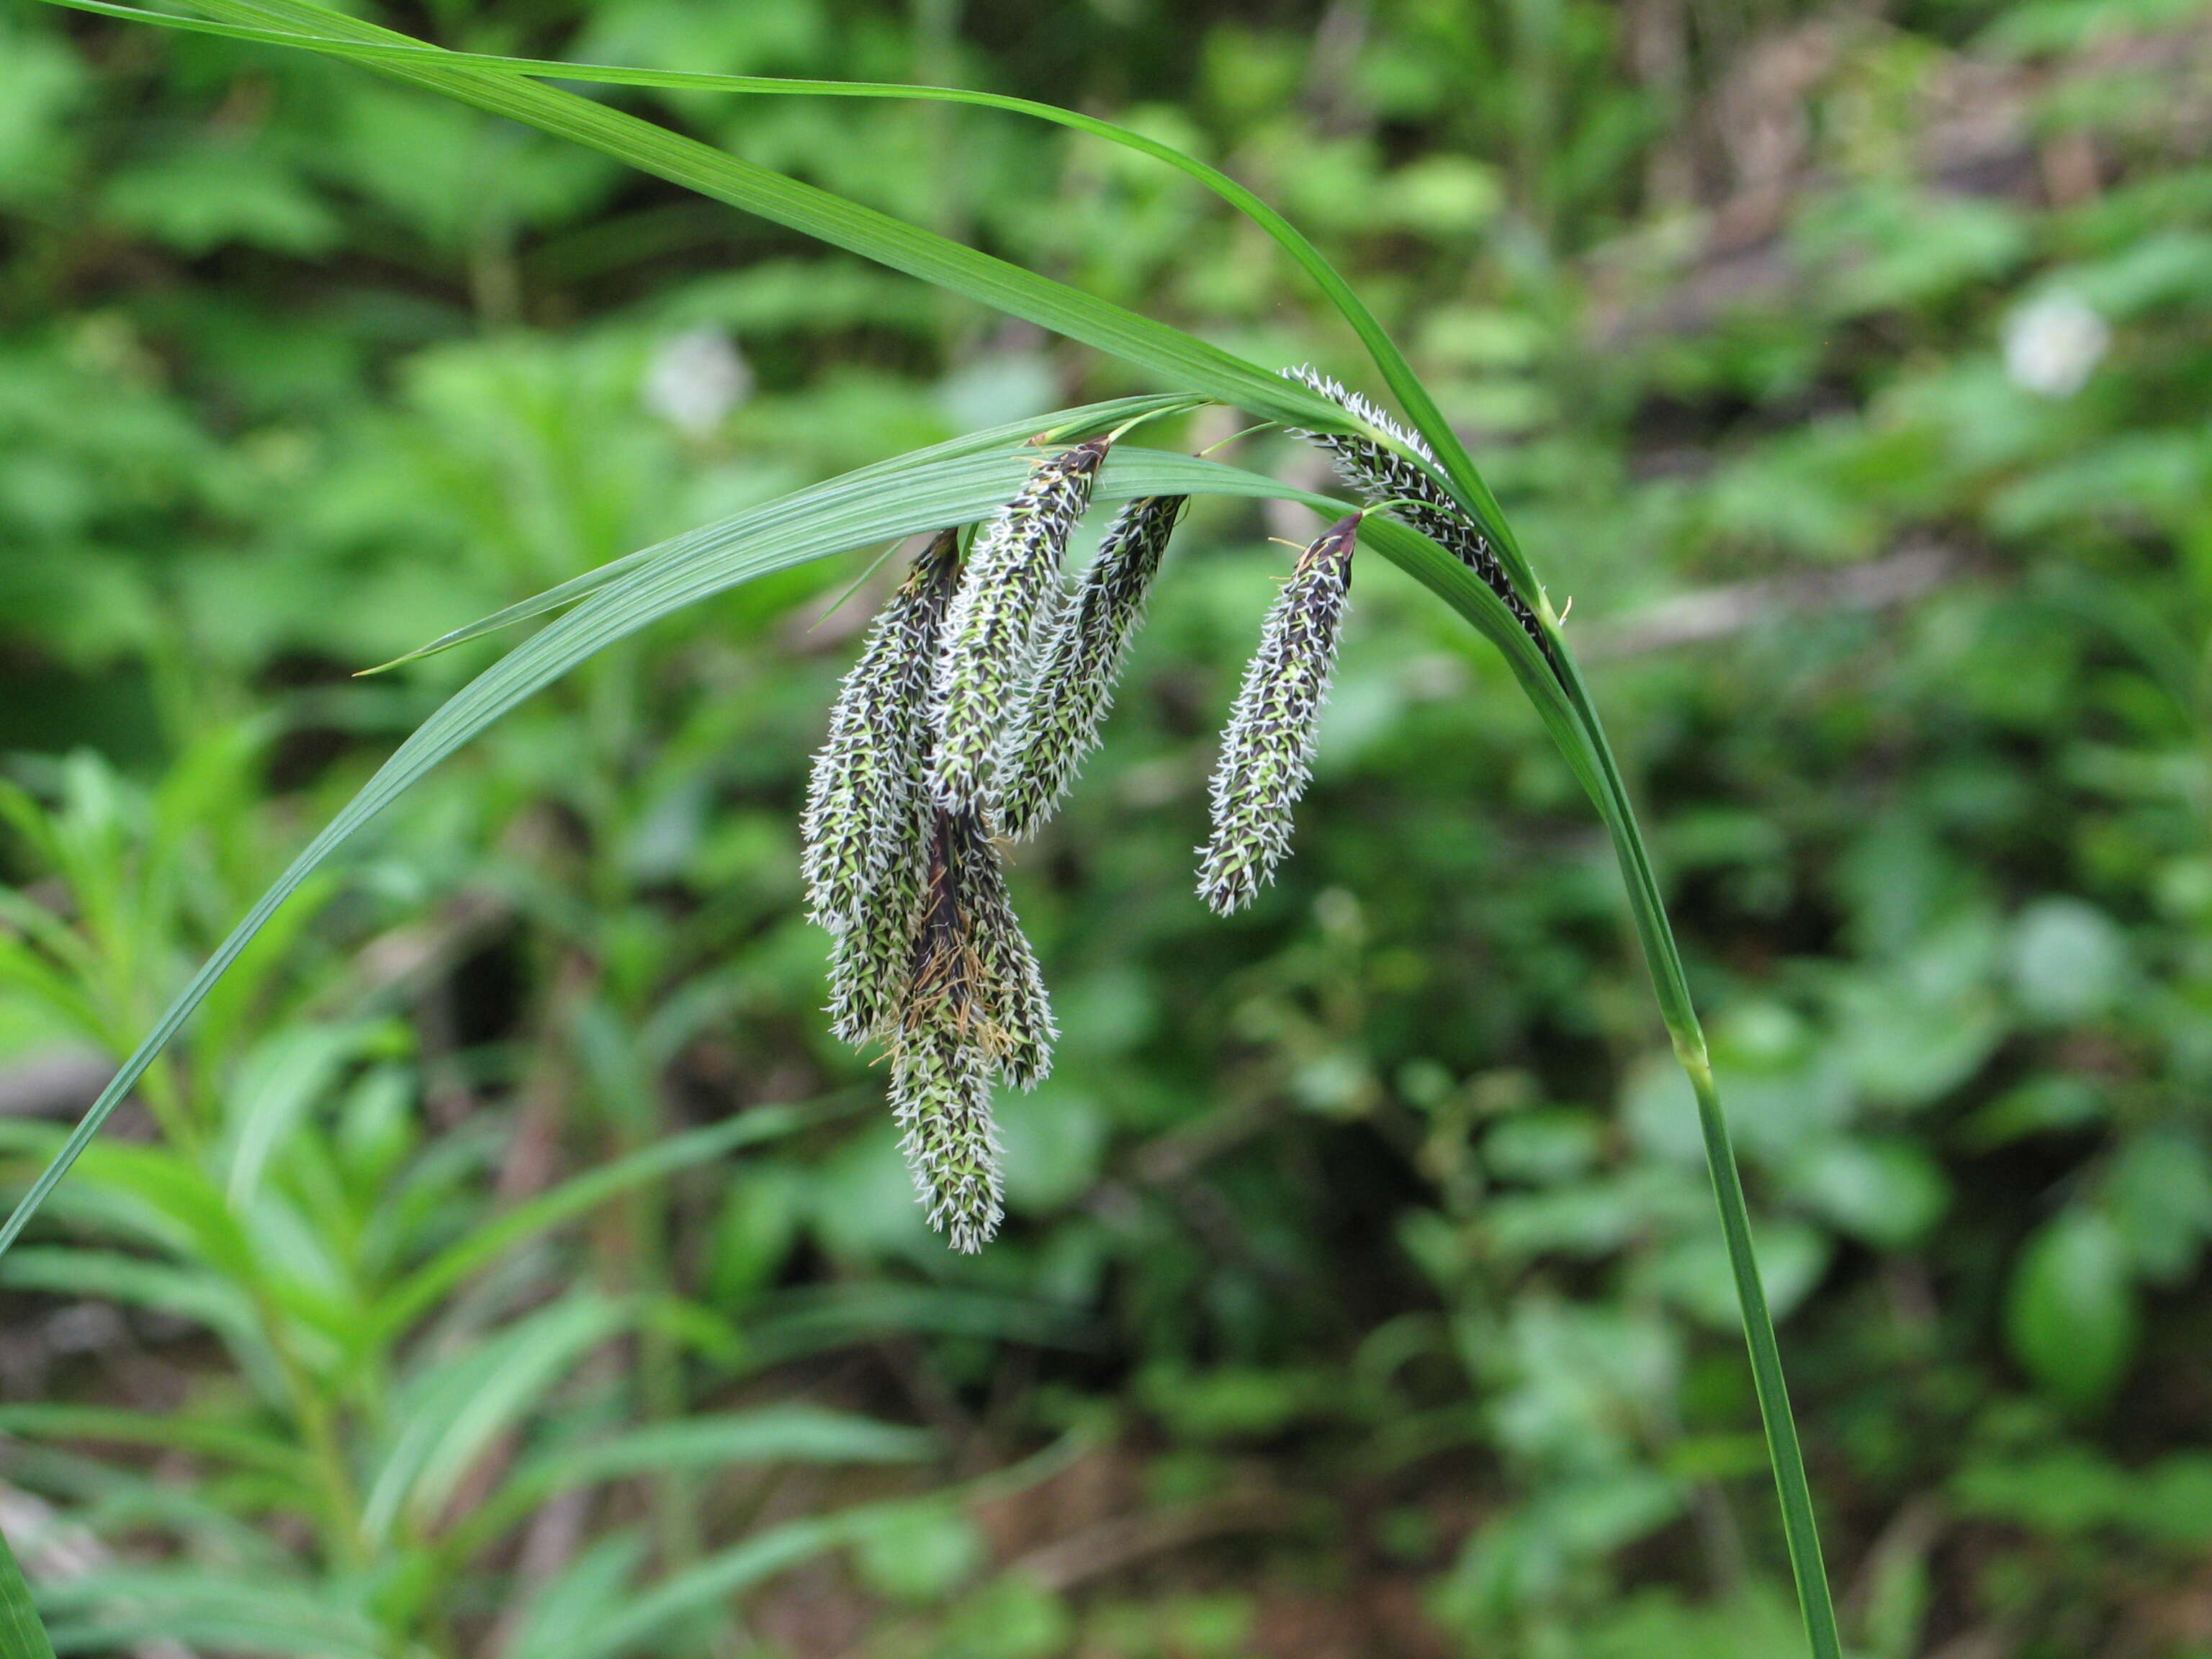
[361,1294,627,1544]
[142,0,1349,439]
[363,394,1205,670]
[451,1408,935,1555]
[41,0,1538,579]
[565,1517,848,1659]
[0,1526,56,1659]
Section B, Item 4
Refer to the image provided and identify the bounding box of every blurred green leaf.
[2008,899,2130,1022]
[2005,1209,2138,1411]
[851,1499,985,1603]
[1783,1138,1951,1249]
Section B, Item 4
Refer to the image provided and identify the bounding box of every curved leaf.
[0,1528,55,1659]
[364,393,1204,669]
[40,0,1536,590]
[140,0,1350,440]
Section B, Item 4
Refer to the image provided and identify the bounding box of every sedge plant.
[0,2,1843,1653]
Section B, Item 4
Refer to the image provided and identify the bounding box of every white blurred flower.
[2003,291,2108,399]
[642,325,751,436]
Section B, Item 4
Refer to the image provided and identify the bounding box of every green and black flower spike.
[801,528,962,932]
[1280,365,1547,653]
[929,439,1110,814]
[1197,511,1361,915]
[889,1022,1003,1254]
[810,461,1365,1241]
[997,493,1187,840]
[884,803,1055,1248]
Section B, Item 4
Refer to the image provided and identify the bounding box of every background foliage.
[4,0,2212,1653]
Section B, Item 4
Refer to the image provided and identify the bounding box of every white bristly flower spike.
[997,494,1187,840]
[801,529,961,932]
[928,439,1109,814]
[827,794,927,1045]
[878,804,1056,1250]
[806,490,1061,1250]
[1197,513,1361,915]
[955,812,1057,1088]
[1278,365,1547,655]
[899,807,1055,1088]
[889,1025,1003,1253]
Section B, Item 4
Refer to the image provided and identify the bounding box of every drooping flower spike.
[900,805,1056,1088]
[929,438,1110,814]
[997,493,1187,840]
[1280,365,1547,654]
[826,791,927,1046]
[1197,512,1361,916]
[889,1023,1002,1254]
[804,407,1414,1246]
[882,802,1055,1249]
[802,528,963,932]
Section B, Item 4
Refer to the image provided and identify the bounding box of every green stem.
[1559,657,1841,1659]
[1332,498,1852,1659]
[1681,1049,1840,1659]
[248,1282,367,1570]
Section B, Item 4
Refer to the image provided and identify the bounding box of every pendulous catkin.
[1280,365,1547,654]
[886,804,1056,1249]
[801,529,962,932]
[808,436,1114,1252]
[826,793,926,1046]
[966,861,1057,1089]
[929,439,1109,814]
[1197,513,1360,915]
[996,494,1187,840]
[805,399,1484,1248]
[889,1024,1003,1253]
[899,806,1056,1084]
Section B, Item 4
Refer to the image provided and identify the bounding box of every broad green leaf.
[2107,1126,2212,1285]
[2007,1208,2139,1411]
[1951,1444,2131,1536]
[1782,1137,1951,1249]
[850,1498,986,1602]
[2009,896,2130,1022]
[1644,1219,1832,1330]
